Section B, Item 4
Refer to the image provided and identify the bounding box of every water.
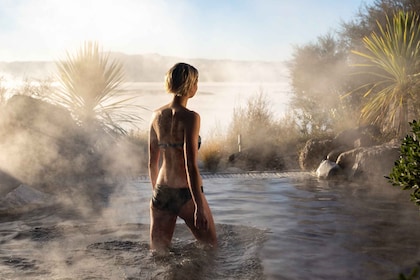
[1,172,420,279]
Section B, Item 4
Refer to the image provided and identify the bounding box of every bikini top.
[158,135,201,150]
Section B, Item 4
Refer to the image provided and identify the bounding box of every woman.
[148,62,217,252]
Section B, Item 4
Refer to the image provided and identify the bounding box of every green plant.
[351,11,420,137]
[399,263,420,280]
[51,41,143,135]
[388,120,420,206]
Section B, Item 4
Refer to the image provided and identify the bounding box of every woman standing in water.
[148,62,217,252]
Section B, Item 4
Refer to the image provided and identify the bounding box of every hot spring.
[1,172,420,279]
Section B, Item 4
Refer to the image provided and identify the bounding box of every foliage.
[13,78,55,100]
[288,34,357,136]
[223,91,302,170]
[51,41,143,135]
[351,11,420,137]
[388,120,420,206]
[399,263,420,280]
[227,91,276,150]
[199,135,224,172]
[341,0,420,52]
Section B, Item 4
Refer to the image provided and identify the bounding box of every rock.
[0,169,22,196]
[326,146,348,162]
[302,125,386,180]
[336,147,364,172]
[316,159,342,179]
[299,139,333,171]
[336,141,400,183]
[0,184,52,211]
[350,142,400,183]
[333,125,380,149]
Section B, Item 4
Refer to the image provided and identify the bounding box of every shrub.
[199,125,225,172]
[388,120,420,206]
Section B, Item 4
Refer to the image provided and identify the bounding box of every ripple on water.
[0,218,268,280]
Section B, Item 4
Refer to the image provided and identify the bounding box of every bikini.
[152,136,203,214]
[152,185,204,214]
[157,135,201,150]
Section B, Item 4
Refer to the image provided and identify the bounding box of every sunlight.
[14,0,182,60]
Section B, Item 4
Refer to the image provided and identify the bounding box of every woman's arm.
[148,117,160,189]
[184,112,207,229]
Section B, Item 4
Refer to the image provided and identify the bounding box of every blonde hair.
[165,63,199,97]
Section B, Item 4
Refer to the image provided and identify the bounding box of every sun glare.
[14,0,181,60]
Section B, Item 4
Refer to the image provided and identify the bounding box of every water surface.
[0,172,419,279]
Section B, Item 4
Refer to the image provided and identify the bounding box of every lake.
[0,172,419,279]
[125,82,291,136]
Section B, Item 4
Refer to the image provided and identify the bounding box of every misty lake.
[125,82,291,135]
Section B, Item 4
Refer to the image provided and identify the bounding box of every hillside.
[0,53,288,83]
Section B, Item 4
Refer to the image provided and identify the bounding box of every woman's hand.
[194,206,209,230]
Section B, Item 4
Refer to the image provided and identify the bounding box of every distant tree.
[341,0,420,52]
[51,41,143,136]
[351,11,420,136]
[288,34,356,136]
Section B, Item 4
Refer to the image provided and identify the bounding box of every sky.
[0,0,375,62]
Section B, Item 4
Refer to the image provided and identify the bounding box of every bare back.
[149,102,201,188]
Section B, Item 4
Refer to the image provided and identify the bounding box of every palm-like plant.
[52,41,143,135]
[351,11,420,137]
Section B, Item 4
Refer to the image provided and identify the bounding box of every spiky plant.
[52,41,143,135]
[351,11,420,137]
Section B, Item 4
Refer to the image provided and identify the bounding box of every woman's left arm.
[148,117,160,189]
[184,112,207,229]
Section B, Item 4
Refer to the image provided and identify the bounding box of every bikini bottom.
[152,184,203,214]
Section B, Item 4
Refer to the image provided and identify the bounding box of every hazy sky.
[0,0,374,62]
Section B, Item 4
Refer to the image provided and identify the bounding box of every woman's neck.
[172,95,188,107]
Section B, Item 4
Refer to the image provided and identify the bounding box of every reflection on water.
[1,172,420,279]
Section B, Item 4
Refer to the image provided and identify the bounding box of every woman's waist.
[156,174,199,188]
[156,180,202,189]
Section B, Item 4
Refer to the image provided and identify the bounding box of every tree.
[288,34,356,136]
[51,41,143,136]
[341,0,420,52]
[351,11,420,137]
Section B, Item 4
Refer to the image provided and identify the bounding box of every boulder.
[333,125,380,148]
[350,142,399,183]
[0,169,22,196]
[299,139,333,171]
[336,141,400,183]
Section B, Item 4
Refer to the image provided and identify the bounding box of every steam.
[0,94,148,216]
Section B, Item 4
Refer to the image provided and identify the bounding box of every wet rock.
[316,159,343,179]
[0,169,22,196]
[299,139,333,171]
[340,141,400,183]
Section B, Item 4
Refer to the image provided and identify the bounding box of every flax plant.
[351,11,420,137]
[52,41,143,135]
